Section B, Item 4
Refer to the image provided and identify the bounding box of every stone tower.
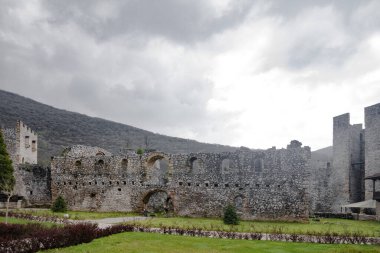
[16,120,38,164]
[331,113,364,211]
[364,103,380,200]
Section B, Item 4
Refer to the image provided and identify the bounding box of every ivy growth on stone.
[136,148,144,155]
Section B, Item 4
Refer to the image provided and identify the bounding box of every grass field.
[5,209,139,220]
[126,217,380,237]
[42,232,380,253]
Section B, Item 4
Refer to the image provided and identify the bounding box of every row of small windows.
[177,181,281,188]
[58,180,135,186]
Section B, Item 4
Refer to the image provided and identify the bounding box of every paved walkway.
[74,216,150,229]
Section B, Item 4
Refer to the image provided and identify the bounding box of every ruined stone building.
[1,103,380,218]
[51,141,311,219]
[1,121,50,207]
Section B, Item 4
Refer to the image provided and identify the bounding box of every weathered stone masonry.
[51,141,311,219]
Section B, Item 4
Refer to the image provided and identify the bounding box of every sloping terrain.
[0,90,236,165]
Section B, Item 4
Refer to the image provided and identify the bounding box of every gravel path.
[74,216,150,229]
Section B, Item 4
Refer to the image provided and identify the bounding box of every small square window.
[225,183,229,187]
[118,188,121,191]
[179,182,183,186]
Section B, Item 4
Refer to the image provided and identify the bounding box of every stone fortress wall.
[51,141,311,219]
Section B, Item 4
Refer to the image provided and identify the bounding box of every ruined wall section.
[16,165,51,206]
[310,158,332,212]
[364,103,380,199]
[51,141,311,219]
[2,128,17,163]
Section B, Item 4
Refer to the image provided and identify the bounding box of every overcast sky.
[1,0,380,150]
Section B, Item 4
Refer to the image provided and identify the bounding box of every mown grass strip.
[42,232,380,253]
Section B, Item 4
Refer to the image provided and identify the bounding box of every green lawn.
[5,209,139,220]
[126,217,380,237]
[42,232,380,253]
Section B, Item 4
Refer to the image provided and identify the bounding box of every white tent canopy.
[342,199,377,209]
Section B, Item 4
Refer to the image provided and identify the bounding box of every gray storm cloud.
[0,0,379,150]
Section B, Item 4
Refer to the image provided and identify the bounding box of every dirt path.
[74,216,150,229]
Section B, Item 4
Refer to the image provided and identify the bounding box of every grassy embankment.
[43,232,380,253]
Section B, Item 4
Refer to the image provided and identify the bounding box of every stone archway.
[143,153,173,185]
[143,190,174,214]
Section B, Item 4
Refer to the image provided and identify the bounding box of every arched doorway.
[143,190,174,214]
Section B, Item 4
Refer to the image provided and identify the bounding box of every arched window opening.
[221,158,230,172]
[189,156,204,174]
[75,160,81,167]
[96,159,104,166]
[145,155,170,185]
[121,158,128,169]
[234,195,244,212]
[254,159,263,172]
[189,157,197,169]
[32,140,37,152]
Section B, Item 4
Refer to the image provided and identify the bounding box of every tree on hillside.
[0,130,16,224]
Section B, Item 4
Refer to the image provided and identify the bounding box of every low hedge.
[0,223,134,253]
